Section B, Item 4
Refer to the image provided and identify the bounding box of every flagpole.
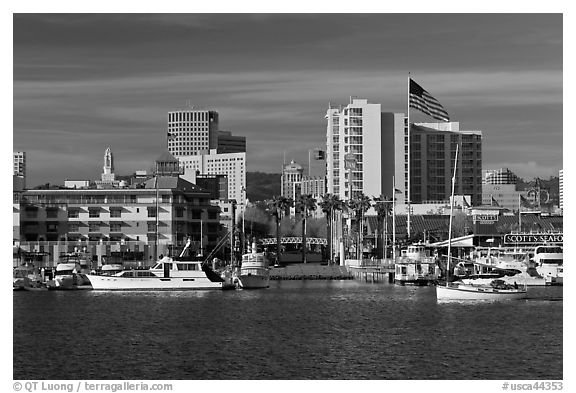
[407,73,411,241]
[518,193,522,232]
[392,176,396,259]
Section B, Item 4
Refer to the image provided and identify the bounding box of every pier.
[269,264,352,280]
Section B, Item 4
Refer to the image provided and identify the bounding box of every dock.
[269,264,353,280]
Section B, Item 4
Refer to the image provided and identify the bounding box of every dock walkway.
[269,264,352,280]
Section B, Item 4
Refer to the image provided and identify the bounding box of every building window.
[176,208,184,218]
[69,223,79,232]
[110,208,121,218]
[89,209,100,218]
[67,209,79,218]
[148,222,156,232]
[46,209,58,219]
[148,207,157,218]
[89,223,100,232]
[110,223,122,232]
[25,208,38,218]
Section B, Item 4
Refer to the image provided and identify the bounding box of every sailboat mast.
[446,144,459,287]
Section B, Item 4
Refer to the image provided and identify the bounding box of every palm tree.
[348,193,372,260]
[295,194,317,263]
[373,195,392,259]
[265,196,293,265]
[319,194,344,264]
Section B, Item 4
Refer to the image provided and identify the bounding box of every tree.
[295,194,317,263]
[265,196,293,265]
[348,193,372,260]
[319,194,344,264]
[373,195,392,258]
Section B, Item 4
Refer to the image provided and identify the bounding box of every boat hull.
[394,278,435,286]
[436,285,527,301]
[238,274,269,289]
[86,274,224,290]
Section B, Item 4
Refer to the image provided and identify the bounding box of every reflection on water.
[13,281,562,380]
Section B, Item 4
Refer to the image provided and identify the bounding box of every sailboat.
[436,145,527,301]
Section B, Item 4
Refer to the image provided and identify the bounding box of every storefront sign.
[473,214,498,224]
[504,233,563,244]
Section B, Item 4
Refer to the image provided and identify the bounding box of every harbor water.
[13,280,562,380]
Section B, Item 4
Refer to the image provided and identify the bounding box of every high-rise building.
[13,151,26,189]
[407,122,483,206]
[325,99,405,201]
[178,150,246,213]
[167,108,220,157]
[325,99,483,207]
[281,160,303,201]
[217,131,246,153]
[483,168,519,185]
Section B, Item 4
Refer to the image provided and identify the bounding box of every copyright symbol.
[13,382,22,391]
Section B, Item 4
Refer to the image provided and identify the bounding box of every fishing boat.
[86,239,233,290]
[394,244,439,286]
[436,144,527,301]
[437,280,527,301]
[238,242,270,289]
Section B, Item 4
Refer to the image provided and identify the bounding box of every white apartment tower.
[326,99,404,201]
[13,151,26,188]
[167,108,219,157]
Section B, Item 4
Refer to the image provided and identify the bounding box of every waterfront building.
[13,151,26,189]
[281,160,303,201]
[17,175,220,265]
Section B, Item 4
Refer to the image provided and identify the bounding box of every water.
[13,281,562,380]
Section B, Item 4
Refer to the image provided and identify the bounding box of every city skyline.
[13,13,562,187]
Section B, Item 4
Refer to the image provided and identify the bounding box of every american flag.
[409,78,450,122]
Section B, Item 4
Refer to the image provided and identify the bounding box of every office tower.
[217,131,246,153]
[167,108,220,157]
[281,160,303,201]
[13,151,26,188]
[178,150,246,212]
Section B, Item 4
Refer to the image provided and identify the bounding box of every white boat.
[533,245,563,285]
[436,144,527,301]
[13,265,42,290]
[437,280,527,301]
[238,243,270,289]
[394,244,440,286]
[86,240,233,290]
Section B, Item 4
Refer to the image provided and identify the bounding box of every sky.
[12,13,563,187]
